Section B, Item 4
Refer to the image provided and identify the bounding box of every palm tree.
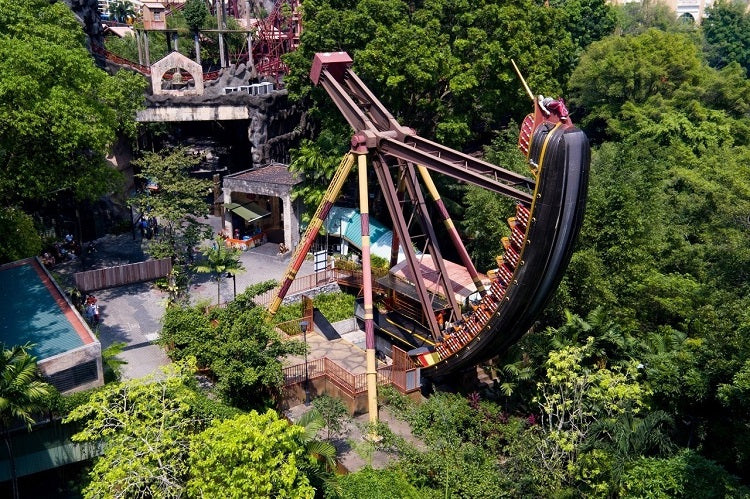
[296,409,338,493]
[108,0,136,24]
[195,237,245,304]
[586,408,675,489]
[0,344,53,499]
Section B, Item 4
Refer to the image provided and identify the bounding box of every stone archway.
[150,51,204,96]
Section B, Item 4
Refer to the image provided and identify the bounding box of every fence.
[253,269,334,306]
[73,258,172,292]
[282,350,420,397]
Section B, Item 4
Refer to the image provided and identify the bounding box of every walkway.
[54,215,316,380]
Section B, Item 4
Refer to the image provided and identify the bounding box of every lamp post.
[300,320,310,405]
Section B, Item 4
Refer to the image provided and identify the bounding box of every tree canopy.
[0,0,145,206]
[64,360,323,498]
[159,288,305,409]
[188,410,315,498]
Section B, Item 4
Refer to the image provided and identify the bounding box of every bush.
[377,384,413,417]
[314,292,355,322]
[329,467,424,499]
[620,450,748,498]
[159,303,305,410]
[312,395,350,439]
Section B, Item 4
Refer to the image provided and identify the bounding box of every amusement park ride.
[268,52,590,421]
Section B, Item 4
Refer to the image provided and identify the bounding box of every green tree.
[195,237,245,304]
[533,338,649,490]
[620,450,747,498]
[553,0,618,51]
[295,409,338,486]
[64,360,205,499]
[288,131,348,224]
[0,0,146,206]
[585,409,675,492]
[312,395,350,440]
[188,410,315,498]
[703,0,750,73]
[159,300,305,409]
[0,207,41,264]
[0,344,53,499]
[460,186,512,272]
[615,0,691,35]
[128,147,213,302]
[570,29,704,137]
[101,341,128,383]
[182,0,210,65]
[108,0,136,23]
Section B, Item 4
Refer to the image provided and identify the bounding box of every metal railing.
[283,356,417,396]
[254,269,334,306]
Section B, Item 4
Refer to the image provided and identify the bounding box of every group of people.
[138,216,158,239]
[41,233,81,267]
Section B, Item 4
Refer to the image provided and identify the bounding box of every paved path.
[53,216,323,380]
[284,330,368,374]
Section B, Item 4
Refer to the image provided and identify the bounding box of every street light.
[300,320,310,405]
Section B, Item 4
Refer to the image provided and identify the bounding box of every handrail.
[282,356,418,395]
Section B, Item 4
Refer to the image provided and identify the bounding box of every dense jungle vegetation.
[2,0,750,496]
[284,0,750,495]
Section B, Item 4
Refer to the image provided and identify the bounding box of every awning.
[224,202,270,223]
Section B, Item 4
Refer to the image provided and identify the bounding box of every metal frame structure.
[268,52,590,425]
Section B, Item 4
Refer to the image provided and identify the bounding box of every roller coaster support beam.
[416,164,488,298]
[353,144,379,430]
[310,52,534,204]
[268,153,356,316]
[389,174,406,269]
[399,161,462,319]
[372,153,443,341]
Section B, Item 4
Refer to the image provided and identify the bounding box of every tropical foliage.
[0,343,53,499]
[195,237,245,304]
[0,0,145,261]
[287,0,750,495]
[128,147,213,303]
[188,410,316,498]
[65,360,329,498]
[159,288,306,409]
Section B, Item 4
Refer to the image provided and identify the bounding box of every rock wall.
[145,87,307,166]
[63,0,105,57]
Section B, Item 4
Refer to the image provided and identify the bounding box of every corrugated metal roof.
[389,255,489,302]
[0,260,87,359]
[226,164,301,186]
[324,206,408,262]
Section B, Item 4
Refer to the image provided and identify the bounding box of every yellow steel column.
[356,150,379,429]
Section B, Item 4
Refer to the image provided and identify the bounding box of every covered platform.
[222,163,303,250]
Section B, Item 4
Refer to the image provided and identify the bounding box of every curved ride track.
[423,123,589,375]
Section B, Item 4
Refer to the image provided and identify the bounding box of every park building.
[610,0,718,23]
[0,258,104,394]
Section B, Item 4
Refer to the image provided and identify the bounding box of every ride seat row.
[429,202,531,365]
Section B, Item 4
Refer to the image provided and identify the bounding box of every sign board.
[314,250,327,272]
